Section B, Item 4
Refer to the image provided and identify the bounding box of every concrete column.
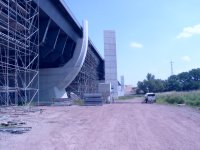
[104,30,118,99]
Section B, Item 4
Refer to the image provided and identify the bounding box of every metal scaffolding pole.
[0,0,39,106]
[66,43,104,98]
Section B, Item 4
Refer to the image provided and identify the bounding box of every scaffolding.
[66,42,105,98]
[0,0,39,106]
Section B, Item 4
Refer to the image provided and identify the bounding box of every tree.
[137,81,148,93]
[189,68,200,81]
[136,68,200,93]
[137,74,165,93]
[154,79,165,92]
[187,69,200,90]
[146,73,155,81]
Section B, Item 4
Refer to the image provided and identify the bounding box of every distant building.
[125,85,135,95]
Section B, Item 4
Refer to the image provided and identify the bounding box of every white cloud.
[177,24,200,39]
[181,56,191,62]
[130,42,143,48]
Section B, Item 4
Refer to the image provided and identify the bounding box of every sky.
[65,0,200,86]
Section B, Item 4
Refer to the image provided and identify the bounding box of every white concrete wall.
[104,30,118,99]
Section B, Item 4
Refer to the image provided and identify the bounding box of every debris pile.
[0,106,41,134]
[0,120,31,134]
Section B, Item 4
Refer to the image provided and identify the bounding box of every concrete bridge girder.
[39,20,88,101]
[33,0,81,42]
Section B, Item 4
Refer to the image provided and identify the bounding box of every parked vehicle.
[144,93,156,103]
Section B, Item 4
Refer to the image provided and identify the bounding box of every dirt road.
[1,99,200,150]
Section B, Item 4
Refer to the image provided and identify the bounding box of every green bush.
[165,96,184,104]
[156,90,200,107]
[73,99,84,105]
[186,101,200,107]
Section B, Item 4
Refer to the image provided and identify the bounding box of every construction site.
[1,1,200,150]
[0,0,106,137]
[0,0,107,106]
[0,0,115,137]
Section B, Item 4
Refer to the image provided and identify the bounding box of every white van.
[144,93,156,103]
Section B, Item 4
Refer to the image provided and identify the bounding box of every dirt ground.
[1,98,200,150]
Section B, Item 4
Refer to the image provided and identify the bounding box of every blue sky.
[66,0,200,86]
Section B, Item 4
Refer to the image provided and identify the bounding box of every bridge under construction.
[0,0,104,106]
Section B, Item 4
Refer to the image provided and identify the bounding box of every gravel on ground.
[0,98,200,150]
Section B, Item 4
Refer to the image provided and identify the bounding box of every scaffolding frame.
[66,43,104,98]
[0,0,39,106]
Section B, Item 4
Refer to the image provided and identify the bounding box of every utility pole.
[170,61,174,76]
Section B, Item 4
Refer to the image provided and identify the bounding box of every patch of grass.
[164,95,184,104]
[157,90,200,107]
[73,99,84,105]
[186,100,200,107]
[117,94,143,100]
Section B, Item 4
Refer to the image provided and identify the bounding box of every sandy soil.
[0,99,200,150]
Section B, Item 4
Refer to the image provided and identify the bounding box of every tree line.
[137,68,200,93]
